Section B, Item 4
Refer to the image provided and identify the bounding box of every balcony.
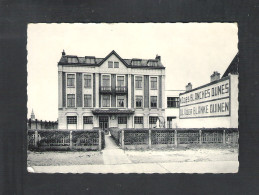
[99,86,112,94]
[115,86,128,94]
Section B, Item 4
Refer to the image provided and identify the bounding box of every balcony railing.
[116,86,128,94]
[99,86,112,94]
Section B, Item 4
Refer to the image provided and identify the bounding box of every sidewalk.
[29,161,238,174]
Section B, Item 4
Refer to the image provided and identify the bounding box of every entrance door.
[99,116,109,132]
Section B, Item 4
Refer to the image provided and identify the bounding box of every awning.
[92,109,135,115]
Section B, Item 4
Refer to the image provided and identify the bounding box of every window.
[148,61,158,66]
[167,117,174,128]
[150,96,157,108]
[117,76,124,87]
[114,62,119,68]
[108,61,113,68]
[102,75,110,86]
[135,76,142,89]
[102,95,110,107]
[86,58,95,64]
[132,60,141,66]
[135,96,143,108]
[118,116,127,124]
[149,116,158,124]
[167,97,180,108]
[151,77,157,90]
[67,94,75,107]
[67,74,75,87]
[117,96,125,107]
[84,94,92,107]
[68,57,78,63]
[67,116,77,124]
[83,116,93,124]
[84,75,91,88]
[134,116,143,124]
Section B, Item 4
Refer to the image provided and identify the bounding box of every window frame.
[150,76,158,90]
[67,73,75,88]
[117,95,125,108]
[67,94,75,108]
[84,74,92,88]
[135,76,143,89]
[108,61,113,68]
[84,94,92,107]
[135,95,143,108]
[67,116,77,124]
[102,95,111,107]
[150,96,157,108]
[118,116,127,124]
[83,116,93,124]
[134,116,143,124]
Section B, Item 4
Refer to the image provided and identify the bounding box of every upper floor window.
[114,62,119,68]
[67,74,75,87]
[102,75,110,86]
[108,61,113,68]
[131,60,141,66]
[67,116,77,124]
[83,116,93,124]
[167,97,180,108]
[117,76,124,87]
[150,96,157,108]
[117,95,125,107]
[148,61,158,67]
[84,94,92,107]
[84,75,91,88]
[118,116,127,124]
[135,96,143,108]
[85,57,95,64]
[134,116,143,124]
[102,95,110,107]
[67,94,75,107]
[135,76,142,89]
[150,77,157,90]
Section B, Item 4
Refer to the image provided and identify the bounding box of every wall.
[178,74,238,128]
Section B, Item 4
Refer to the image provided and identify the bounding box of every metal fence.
[27,129,104,151]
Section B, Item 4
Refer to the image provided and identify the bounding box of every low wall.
[120,128,238,150]
[27,129,105,151]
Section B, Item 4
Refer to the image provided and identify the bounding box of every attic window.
[131,59,141,66]
[85,57,95,64]
[148,60,158,67]
[68,57,78,63]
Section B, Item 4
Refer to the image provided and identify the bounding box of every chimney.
[186,83,192,91]
[155,54,161,61]
[210,71,221,82]
[62,49,66,56]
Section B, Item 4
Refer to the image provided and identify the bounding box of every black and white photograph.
[27,23,239,174]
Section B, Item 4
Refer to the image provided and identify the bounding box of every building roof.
[222,52,239,78]
[58,50,165,69]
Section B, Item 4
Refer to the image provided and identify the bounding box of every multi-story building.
[58,50,165,130]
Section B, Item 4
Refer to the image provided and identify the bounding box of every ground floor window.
[167,117,173,128]
[149,116,158,128]
[67,116,77,124]
[134,116,143,124]
[83,116,93,124]
[118,116,127,124]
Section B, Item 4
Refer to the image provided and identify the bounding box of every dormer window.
[148,60,158,67]
[85,57,95,64]
[131,59,141,66]
[68,57,78,63]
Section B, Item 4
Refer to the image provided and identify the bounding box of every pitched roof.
[222,52,239,78]
[58,50,165,69]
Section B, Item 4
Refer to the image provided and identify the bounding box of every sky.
[27,23,238,121]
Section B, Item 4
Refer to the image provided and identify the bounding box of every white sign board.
[179,77,230,119]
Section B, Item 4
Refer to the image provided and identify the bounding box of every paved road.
[30,161,239,174]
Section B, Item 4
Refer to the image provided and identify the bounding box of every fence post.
[34,130,38,147]
[174,130,178,147]
[199,130,202,145]
[70,131,73,150]
[223,130,226,145]
[122,130,125,150]
[98,130,102,151]
[148,129,152,149]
